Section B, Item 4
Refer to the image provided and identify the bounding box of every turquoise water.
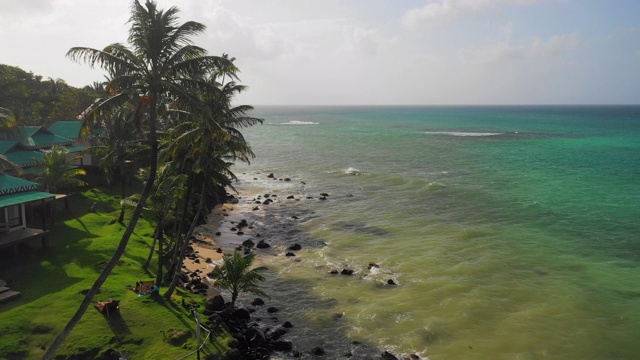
[227,106,640,359]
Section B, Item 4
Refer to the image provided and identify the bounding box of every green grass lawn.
[0,187,231,360]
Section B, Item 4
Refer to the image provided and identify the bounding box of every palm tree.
[161,69,262,298]
[34,145,87,193]
[208,251,268,309]
[89,102,142,198]
[43,1,232,357]
[138,163,187,280]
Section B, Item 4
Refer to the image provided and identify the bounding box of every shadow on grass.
[103,311,132,335]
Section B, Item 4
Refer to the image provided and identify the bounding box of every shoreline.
[182,177,417,360]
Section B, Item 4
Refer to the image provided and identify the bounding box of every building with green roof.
[0,174,54,257]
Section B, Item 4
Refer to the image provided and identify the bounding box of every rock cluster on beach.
[184,172,413,359]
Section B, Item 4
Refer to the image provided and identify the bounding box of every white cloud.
[402,0,541,29]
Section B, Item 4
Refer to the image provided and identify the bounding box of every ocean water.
[223,106,640,359]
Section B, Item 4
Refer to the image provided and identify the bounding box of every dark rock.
[267,173,275,178]
[216,248,223,253]
[253,207,260,211]
[319,197,327,200]
[311,347,325,356]
[168,329,191,346]
[257,241,271,249]
[282,321,293,328]
[368,263,380,269]
[320,192,329,197]
[272,340,293,352]
[329,269,339,275]
[226,348,241,360]
[287,195,295,199]
[387,279,397,285]
[268,327,288,340]
[243,327,266,348]
[267,307,279,313]
[243,239,255,248]
[344,352,353,357]
[237,231,244,235]
[291,215,300,219]
[293,350,301,357]
[215,232,221,236]
[381,351,398,360]
[205,258,212,263]
[238,219,249,228]
[251,298,265,306]
[285,252,296,257]
[284,178,291,181]
[341,269,354,275]
[231,308,251,320]
[288,243,302,251]
[228,338,240,348]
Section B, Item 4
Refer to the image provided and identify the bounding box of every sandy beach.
[184,201,261,297]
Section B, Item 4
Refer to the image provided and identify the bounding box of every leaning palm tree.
[208,251,268,309]
[43,1,233,357]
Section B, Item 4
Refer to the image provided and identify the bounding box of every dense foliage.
[42,1,263,358]
[0,64,100,125]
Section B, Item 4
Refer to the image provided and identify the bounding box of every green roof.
[0,175,38,195]
[16,127,73,149]
[4,150,44,167]
[17,126,40,140]
[28,133,73,148]
[0,141,18,154]
[0,190,54,208]
[48,121,83,140]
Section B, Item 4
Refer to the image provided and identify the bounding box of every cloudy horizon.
[1,0,639,105]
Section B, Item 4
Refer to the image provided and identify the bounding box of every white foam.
[345,167,362,175]
[423,131,501,137]
[277,120,319,125]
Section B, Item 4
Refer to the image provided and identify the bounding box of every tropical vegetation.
[0,0,262,359]
[0,64,99,125]
[35,0,263,358]
[209,251,269,309]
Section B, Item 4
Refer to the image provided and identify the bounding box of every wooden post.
[41,199,48,250]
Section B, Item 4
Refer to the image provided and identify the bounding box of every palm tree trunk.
[43,93,160,360]
[142,207,170,271]
[156,232,164,285]
[170,173,194,267]
[42,171,156,359]
[164,183,206,298]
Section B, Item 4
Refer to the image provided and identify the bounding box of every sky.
[1,0,639,105]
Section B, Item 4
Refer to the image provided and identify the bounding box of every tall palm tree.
[161,70,262,298]
[43,1,232,357]
[208,251,268,309]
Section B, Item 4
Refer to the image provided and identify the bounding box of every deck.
[0,227,50,257]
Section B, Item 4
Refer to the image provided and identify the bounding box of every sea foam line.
[423,131,501,137]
